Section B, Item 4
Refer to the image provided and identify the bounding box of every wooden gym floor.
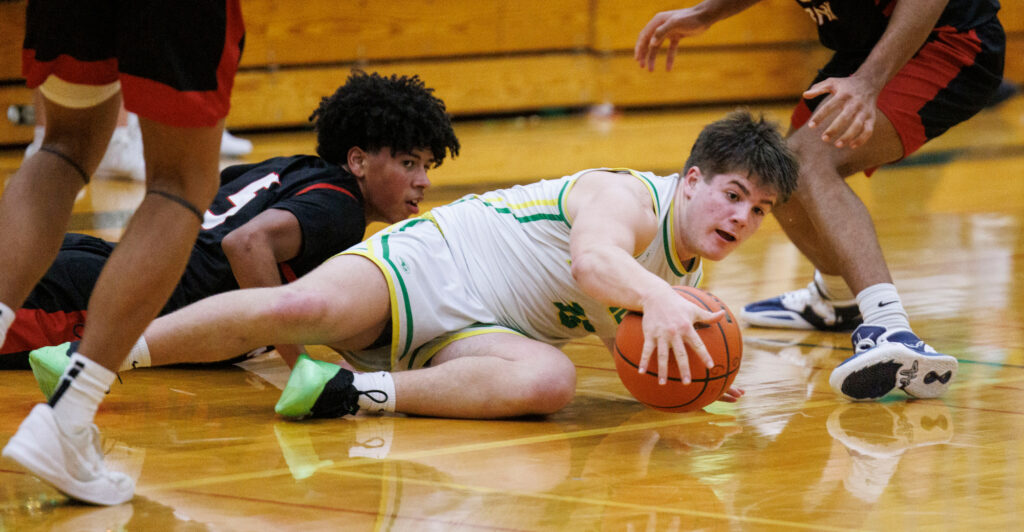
[1,95,1023,530]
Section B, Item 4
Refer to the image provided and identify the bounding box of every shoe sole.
[738,308,818,330]
[2,405,134,506]
[829,344,958,401]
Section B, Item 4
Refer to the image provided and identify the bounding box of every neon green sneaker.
[275,354,360,419]
[28,341,76,400]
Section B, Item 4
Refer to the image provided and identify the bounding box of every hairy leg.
[772,111,904,294]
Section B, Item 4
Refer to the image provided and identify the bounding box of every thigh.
[876,23,1004,158]
[787,108,903,179]
[336,218,496,370]
[431,328,571,373]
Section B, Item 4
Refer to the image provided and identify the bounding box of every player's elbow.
[222,228,267,262]
[570,249,603,289]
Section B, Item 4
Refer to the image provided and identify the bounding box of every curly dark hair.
[684,110,798,203]
[310,71,460,167]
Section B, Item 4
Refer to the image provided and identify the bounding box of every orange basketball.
[613,286,743,412]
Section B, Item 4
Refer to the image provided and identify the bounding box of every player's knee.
[266,286,334,331]
[519,356,576,414]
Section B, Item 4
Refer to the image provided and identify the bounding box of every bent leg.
[144,254,392,366]
[774,111,904,294]
[392,333,577,419]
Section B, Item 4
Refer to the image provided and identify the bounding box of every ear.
[682,166,702,199]
[347,146,368,178]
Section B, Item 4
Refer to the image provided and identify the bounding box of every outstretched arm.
[568,171,724,385]
[803,0,949,149]
[634,0,764,71]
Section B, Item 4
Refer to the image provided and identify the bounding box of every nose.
[415,168,431,189]
[730,205,750,227]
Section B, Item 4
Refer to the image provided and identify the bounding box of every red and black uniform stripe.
[22,0,244,127]
[790,0,1004,170]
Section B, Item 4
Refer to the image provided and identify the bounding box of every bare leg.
[772,112,904,294]
[143,255,392,366]
[77,117,222,371]
[392,333,577,419]
[0,96,120,309]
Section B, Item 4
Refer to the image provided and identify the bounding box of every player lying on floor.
[32,110,798,419]
[1,71,460,369]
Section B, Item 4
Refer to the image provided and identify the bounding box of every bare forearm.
[690,0,765,25]
[224,239,285,291]
[855,0,948,88]
[571,246,675,312]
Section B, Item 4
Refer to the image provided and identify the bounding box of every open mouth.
[715,229,736,242]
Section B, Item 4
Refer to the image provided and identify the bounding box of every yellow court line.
[144,400,840,491]
[142,370,1024,493]
[321,468,867,532]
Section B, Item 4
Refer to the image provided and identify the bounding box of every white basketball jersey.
[429,168,703,344]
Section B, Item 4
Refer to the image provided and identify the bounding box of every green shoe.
[28,341,76,400]
[275,354,352,419]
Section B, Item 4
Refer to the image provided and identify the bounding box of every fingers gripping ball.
[614,286,742,412]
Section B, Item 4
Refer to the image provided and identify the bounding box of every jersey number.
[201,173,281,230]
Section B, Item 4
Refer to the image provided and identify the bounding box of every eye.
[725,190,740,201]
[753,206,766,217]
[402,160,416,169]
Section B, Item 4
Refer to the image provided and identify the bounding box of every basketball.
[613,286,742,412]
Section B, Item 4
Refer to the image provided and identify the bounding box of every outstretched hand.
[803,75,881,150]
[636,289,725,386]
[634,8,711,72]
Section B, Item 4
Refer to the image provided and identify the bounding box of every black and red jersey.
[169,155,366,311]
[794,0,1001,52]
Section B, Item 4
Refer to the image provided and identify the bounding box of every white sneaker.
[94,113,146,181]
[740,281,863,331]
[2,404,135,505]
[23,126,44,160]
[220,130,253,157]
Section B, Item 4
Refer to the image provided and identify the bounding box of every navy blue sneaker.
[740,281,862,331]
[829,325,958,401]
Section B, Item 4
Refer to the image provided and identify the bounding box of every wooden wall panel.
[227,54,595,129]
[240,0,590,67]
[0,1,25,80]
[592,0,817,52]
[597,46,831,107]
[1,0,1020,146]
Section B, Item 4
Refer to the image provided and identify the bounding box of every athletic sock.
[814,271,855,302]
[351,371,396,414]
[50,353,116,432]
[0,301,14,350]
[857,283,911,331]
[117,336,152,372]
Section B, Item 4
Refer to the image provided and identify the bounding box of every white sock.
[351,371,396,414]
[814,271,855,302]
[0,301,15,349]
[857,283,911,331]
[117,336,152,372]
[51,353,116,432]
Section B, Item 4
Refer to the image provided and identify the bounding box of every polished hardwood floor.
[1,94,1023,530]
